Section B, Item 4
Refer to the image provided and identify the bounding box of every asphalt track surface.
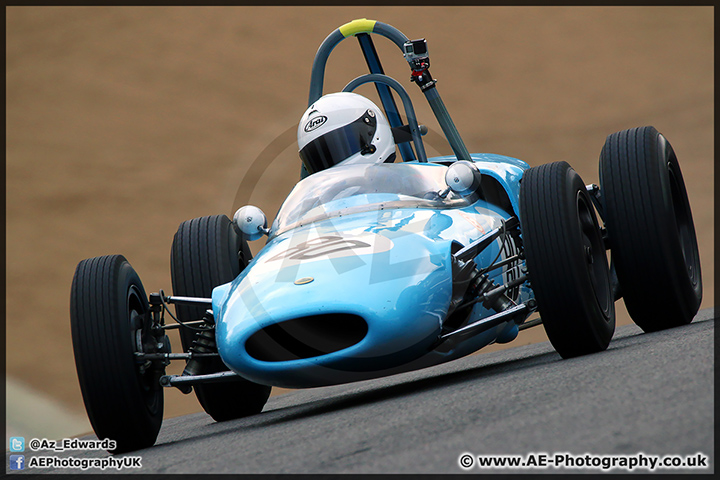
[12,308,714,475]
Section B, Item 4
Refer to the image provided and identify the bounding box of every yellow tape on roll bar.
[339,18,377,37]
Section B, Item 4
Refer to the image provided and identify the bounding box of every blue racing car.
[70,19,702,453]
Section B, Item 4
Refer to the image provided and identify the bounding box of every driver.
[298,92,396,175]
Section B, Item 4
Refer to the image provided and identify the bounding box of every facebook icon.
[9,455,25,470]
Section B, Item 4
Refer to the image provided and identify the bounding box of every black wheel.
[520,161,615,358]
[170,214,271,421]
[599,126,702,332]
[71,255,164,453]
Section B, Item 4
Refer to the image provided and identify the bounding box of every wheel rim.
[128,286,162,414]
[668,162,700,287]
[577,192,612,319]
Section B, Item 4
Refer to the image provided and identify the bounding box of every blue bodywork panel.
[432,153,527,217]
[213,156,532,388]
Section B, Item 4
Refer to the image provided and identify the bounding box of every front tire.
[70,255,163,453]
[520,161,615,358]
[599,126,702,332]
[170,215,270,421]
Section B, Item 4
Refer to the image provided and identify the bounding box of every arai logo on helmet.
[304,115,327,132]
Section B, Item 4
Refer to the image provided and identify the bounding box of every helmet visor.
[299,110,377,174]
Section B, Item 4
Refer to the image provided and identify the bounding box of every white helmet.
[298,92,396,174]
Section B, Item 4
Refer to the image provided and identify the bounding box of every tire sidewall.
[657,135,703,310]
[116,261,163,423]
[558,169,615,346]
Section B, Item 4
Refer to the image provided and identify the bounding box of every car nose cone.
[212,223,453,388]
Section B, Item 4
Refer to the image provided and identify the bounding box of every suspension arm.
[453,216,519,264]
[159,371,241,388]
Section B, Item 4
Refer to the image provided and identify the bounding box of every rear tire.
[170,215,270,421]
[599,126,702,332]
[71,255,163,453]
[520,161,615,358]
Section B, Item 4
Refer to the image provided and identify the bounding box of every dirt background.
[6,7,713,426]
